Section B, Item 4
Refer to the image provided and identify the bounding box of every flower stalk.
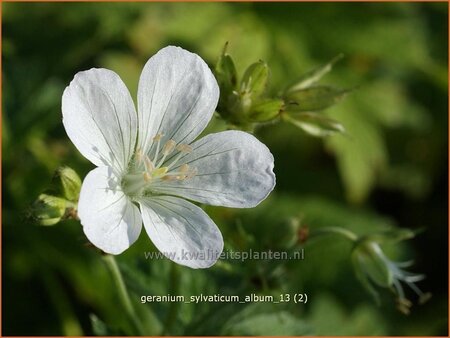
[103,255,144,335]
[309,226,358,242]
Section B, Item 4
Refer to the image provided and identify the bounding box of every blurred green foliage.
[2,2,448,336]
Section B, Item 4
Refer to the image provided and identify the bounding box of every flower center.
[121,134,197,198]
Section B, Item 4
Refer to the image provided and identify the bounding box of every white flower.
[62,46,275,268]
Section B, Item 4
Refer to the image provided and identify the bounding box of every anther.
[176,144,193,153]
[186,167,198,179]
[153,133,163,141]
[161,175,177,181]
[179,164,190,173]
[163,140,176,155]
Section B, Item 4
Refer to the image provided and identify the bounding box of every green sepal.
[351,249,381,305]
[248,98,284,122]
[286,54,344,93]
[284,86,350,112]
[283,112,345,137]
[352,241,393,288]
[363,228,417,244]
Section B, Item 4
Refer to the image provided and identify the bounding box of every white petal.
[62,69,137,174]
[139,196,223,269]
[78,167,142,255]
[137,46,219,155]
[151,130,276,208]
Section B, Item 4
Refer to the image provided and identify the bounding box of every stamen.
[186,167,198,179]
[152,133,164,163]
[179,164,190,173]
[176,144,193,153]
[157,140,176,167]
[396,298,412,315]
[163,140,176,155]
[135,148,143,163]
[419,292,432,305]
[161,175,177,181]
[144,156,154,172]
[398,297,412,308]
[143,172,152,182]
[166,145,192,169]
[153,133,163,141]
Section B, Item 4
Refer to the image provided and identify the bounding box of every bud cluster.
[214,43,349,137]
[29,166,82,226]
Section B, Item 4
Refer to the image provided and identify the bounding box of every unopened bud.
[215,42,238,115]
[30,194,67,226]
[240,60,269,99]
[52,166,82,201]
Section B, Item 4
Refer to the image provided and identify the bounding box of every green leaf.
[284,112,345,137]
[284,86,350,112]
[287,54,344,92]
[325,105,387,203]
[221,304,312,335]
[308,295,387,335]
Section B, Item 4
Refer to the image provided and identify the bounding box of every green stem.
[162,263,180,335]
[103,255,144,335]
[310,226,358,242]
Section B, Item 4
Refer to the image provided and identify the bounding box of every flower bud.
[215,42,238,115]
[52,166,82,201]
[30,193,67,226]
[240,60,269,99]
[248,99,284,122]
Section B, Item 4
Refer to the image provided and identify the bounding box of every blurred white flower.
[62,46,275,268]
[352,240,431,313]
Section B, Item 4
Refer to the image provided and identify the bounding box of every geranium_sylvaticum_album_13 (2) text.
[62,46,276,268]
